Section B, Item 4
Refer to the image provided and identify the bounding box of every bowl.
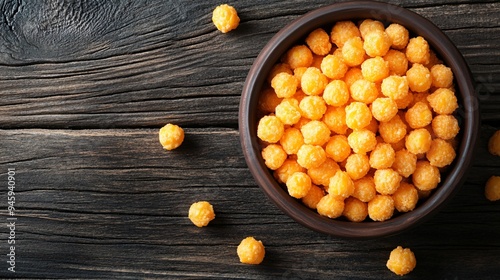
[239,1,479,238]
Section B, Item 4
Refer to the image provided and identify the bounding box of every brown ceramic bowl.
[239,1,479,238]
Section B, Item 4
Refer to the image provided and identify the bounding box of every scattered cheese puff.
[188,201,215,227]
[159,123,184,150]
[212,4,240,33]
[488,130,500,156]
[237,237,265,265]
[386,246,417,276]
[485,176,500,201]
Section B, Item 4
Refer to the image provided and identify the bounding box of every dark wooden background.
[1,0,499,279]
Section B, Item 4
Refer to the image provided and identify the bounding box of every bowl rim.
[239,0,479,238]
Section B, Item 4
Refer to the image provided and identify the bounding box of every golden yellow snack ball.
[345,153,371,180]
[406,63,432,93]
[405,128,432,155]
[345,102,373,130]
[342,37,366,66]
[405,101,433,129]
[257,115,284,143]
[317,194,345,219]
[188,201,215,227]
[280,127,304,155]
[159,123,185,151]
[412,160,441,191]
[323,80,350,107]
[343,197,368,222]
[300,120,331,146]
[328,170,355,198]
[302,184,326,209]
[325,135,352,163]
[321,54,349,80]
[323,106,348,135]
[430,64,454,88]
[385,23,409,49]
[361,56,390,83]
[427,88,458,115]
[286,172,312,199]
[392,149,417,178]
[307,158,340,187]
[353,176,377,202]
[271,72,298,98]
[268,63,293,84]
[299,95,327,120]
[212,4,240,33]
[374,168,402,195]
[381,75,409,100]
[368,194,395,221]
[383,49,408,76]
[344,67,364,89]
[274,159,305,184]
[275,98,301,125]
[301,67,329,96]
[488,130,500,156]
[363,30,392,57]
[371,97,398,122]
[485,176,500,201]
[426,139,456,168]
[347,129,377,154]
[284,45,313,69]
[330,21,361,48]
[386,246,417,276]
[406,36,430,65]
[432,115,460,140]
[258,87,282,113]
[261,144,287,170]
[297,144,327,169]
[370,143,396,169]
[379,114,407,144]
[392,182,419,212]
[350,79,379,104]
[237,237,265,265]
[306,28,332,56]
[359,19,385,39]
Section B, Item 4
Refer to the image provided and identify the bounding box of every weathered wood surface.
[0,0,499,279]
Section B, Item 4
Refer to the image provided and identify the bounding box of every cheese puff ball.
[257,115,284,143]
[427,88,458,115]
[321,54,348,80]
[261,144,287,170]
[344,67,364,89]
[405,101,433,129]
[342,37,366,67]
[283,45,313,69]
[426,139,456,168]
[188,201,215,227]
[326,135,352,163]
[412,160,441,191]
[384,49,408,76]
[368,195,395,221]
[385,23,409,49]
[274,158,305,184]
[343,197,368,222]
[237,237,265,265]
[345,102,373,130]
[379,114,407,144]
[267,63,293,84]
[374,168,402,195]
[406,36,430,65]
[280,127,304,155]
[306,28,332,56]
[363,30,392,57]
[159,123,184,150]
[485,176,500,201]
[297,144,327,169]
[350,79,379,104]
[301,120,331,146]
[345,153,371,180]
[271,72,298,98]
[386,246,417,276]
[392,182,419,212]
[393,149,417,178]
[302,184,326,209]
[370,143,396,169]
[212,4,239,33]
[405,128,431,155]
[330,21,361,48]
[488,130,500,156]
[323,106,348,134]
[301,67,329,96]
[394,90,414,110]
[430,64,454,88]
[299,96,327,120]
[275,98,301,125]
[258,87,282,113]
[347,129,377,154]
[308,158,340,187]
[353,176,377,202]
[359,19,385,39]
[329,171,355,198]
[407,63,432,93]
[286,172,312,199]
[317,194,345,219]
[323,80,350,107]
[381,75,409,100]
[371,97,398,122]
[361,56,389,83]
[432,115,460,140]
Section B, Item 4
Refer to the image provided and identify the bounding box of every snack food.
[488,130,500,156]
[212,4,240,33]
[159,123,185,150]
[485,176,500,201]
[386,246,417,276]
[188,201,215,227]
[237,237,265,264]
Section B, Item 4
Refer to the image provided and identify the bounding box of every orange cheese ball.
[430,64,454,88]
[427,88,458,115]
[297,144,327,169]
[330,21,361,48]
[258,87,282,113]
[275,98,301,125]
[302,184,326,209]
[347,129,377,154]
[321,54,348,79]
[426,139,456,168]
[361,56,389,83]
[317,194,345,219]
[261,144,287,170]
[257,115,284,143]
[284,45,313,69]
[407,63,432,93]
[323,106,348,134]
[268,63,293,84]
[308,158,340,187]
[386,246,417,276]
[301,67,329,95]
[392,149,417,178]
[485,176,500,201]
[359,19,385,39]
[374,168,402,195]
[306,28,332,56]
[488,130,500,156]
[159,123,185,151]
[379,114,407,144]
[385,23,409,49]
[274,158,305,184]
[280,127,304,155]
[406,36,430,64]
[412,160,441,191]
[371,97,398,122]
[286,172,312,199]
[237,237,265,265]
[406,128,432,154]
[329,170,355,198]
[342,37,366,66]
[392,182,419,212]
[325,135,352,163]
[405,101,433,129]
[370,143,396,169]
[345,153,371,180]
[343,197,368,222]
[432,115,460,140]
[345,102,373,130]
[381,75,409,100]
[350,79,379,104]
[212,4,240,33]
[384,49,408,76]
[353,176,377,202]
[188,201,215,227]
[323,80,350,106]
[299,95,327,120]
[344,67,364,89]
[271,72,298,98]
[301,120,331,146]
[363,30,392,57]
[368,194,395,221]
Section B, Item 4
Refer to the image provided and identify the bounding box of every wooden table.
[1,0,499,278]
